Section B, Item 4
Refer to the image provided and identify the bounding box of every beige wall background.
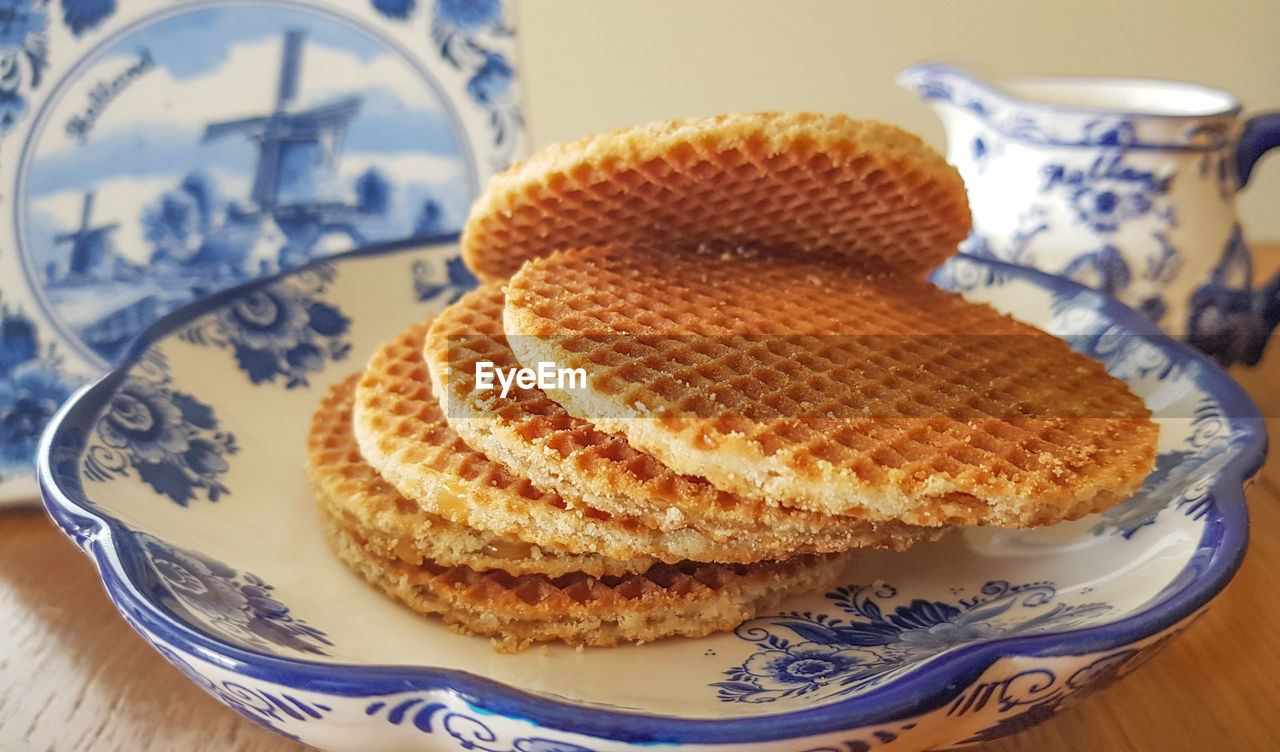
[514,0,1280,239]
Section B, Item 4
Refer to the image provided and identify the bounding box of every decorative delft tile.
[0,0,525,501]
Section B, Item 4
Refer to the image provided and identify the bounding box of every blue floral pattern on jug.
[1019,153,1180,326]
[957,208,1051,271]
[82,350,236,505]
[139,532,332,655]
[714,581,1111,704]
[1040,156,1173,234]
[179,265,351,388]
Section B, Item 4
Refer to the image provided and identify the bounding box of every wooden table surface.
[3,250,1279,752]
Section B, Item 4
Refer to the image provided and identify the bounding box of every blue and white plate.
[0,0,525,504]
[39,243,1265,751]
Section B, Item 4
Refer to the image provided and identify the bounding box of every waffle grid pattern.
[322,506,850,652]
[504,245,1158,526]
[309,376,657,578]
[352,321,851,562]
[463,113,970,282]
[425,283,941,552]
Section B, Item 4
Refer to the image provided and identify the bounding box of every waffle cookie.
[461,112,970,282]
[321,504,852,653]
[424,283,943,553]
[314,111,1159,654]
[503,244,1158,528]
[354,320,900,563]
[309,375,655,578]
[316,375,853,651]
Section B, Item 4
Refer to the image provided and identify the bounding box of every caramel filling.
[482,538,536,559]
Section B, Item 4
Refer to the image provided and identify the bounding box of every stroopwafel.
[320,506,851,653]
[353,321,911,562]
[424,283,945,551]
[461,112,970,282]
[312,377,852,651]
[310,375,655,577]
[502,244,1158,527]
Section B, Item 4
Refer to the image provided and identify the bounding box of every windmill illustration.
[55,191,120,279]
[201,30,362,217]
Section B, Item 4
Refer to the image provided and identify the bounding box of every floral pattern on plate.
[83,349,237,505]
[180,265,351,388]
[715,581,1111,704]
[138,531,332,655]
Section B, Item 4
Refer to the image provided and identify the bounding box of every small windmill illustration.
[201,30,362,216]
[55,191,120,279]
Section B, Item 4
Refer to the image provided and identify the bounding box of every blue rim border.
[38,244,1267,746]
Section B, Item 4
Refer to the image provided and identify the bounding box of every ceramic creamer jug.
[899,62,1280,365]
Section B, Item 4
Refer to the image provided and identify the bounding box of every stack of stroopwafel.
[310,113,1157,652]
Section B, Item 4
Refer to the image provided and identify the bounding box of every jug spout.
[897,62,992,109]
[895,62,1025,193]
[896,62,1011,128]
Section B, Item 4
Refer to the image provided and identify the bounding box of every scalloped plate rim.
[37,245,1267,745]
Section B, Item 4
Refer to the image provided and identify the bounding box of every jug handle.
[1236,112,1280,186]
[1238,113,1280,349]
